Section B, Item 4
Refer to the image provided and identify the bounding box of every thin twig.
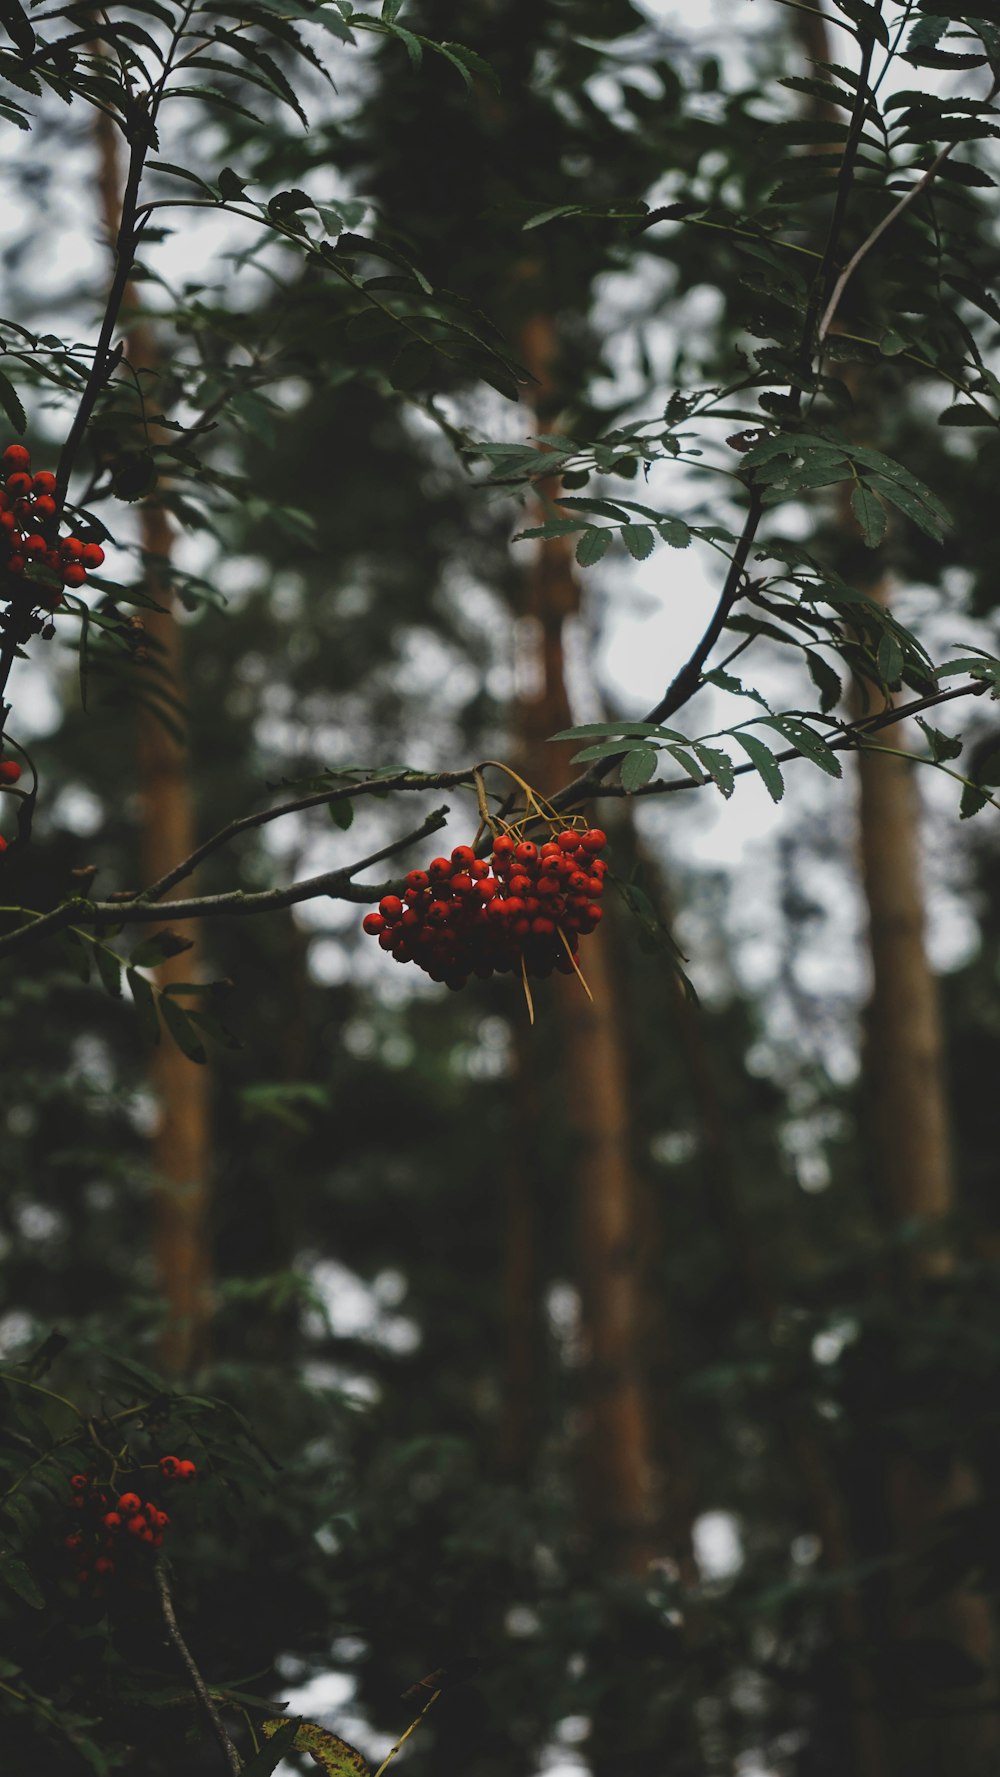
[154,1560,242,1777]
[818,142,957,343]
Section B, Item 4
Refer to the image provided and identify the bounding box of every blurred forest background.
[3,1,1000,1774]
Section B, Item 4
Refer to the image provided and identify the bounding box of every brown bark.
[93,108,213,1376]
[512,308,669,1576]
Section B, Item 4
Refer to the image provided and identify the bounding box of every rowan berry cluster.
[362,825,608,991]
[62,1456,196,1591]
[0,442,104,645]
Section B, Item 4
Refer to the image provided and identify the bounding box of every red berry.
[532,917,556,936]
[491,834,516,857]
[140,1527,156,1544]
[0,511,14,532]
[585,904,604,923]
[581,829,606,852]
[159,1455,181,1478]
[62,563,86,588]
[405,870,429,892]
[0,836,8,854]
[6,554,25,574]
[80,542,105,569]
[23,533,46,558]
[477,878,499,900]
[362,912,385,936]
[31,470,55,493]
[76,1569,90,1585]
[378,930,395,950]
[450,874,474,897]
[591,857,609,878]
[514,841,537,864]
[102,1511,122,1530]
[70,1474,90,1492]
[5,471,30,495]
[428,857,453,880]
[378,895,403,923]
[64,1533,83,1551]
[177,1460,196,1480]
[33,495,56,519]
[450,844,476,866]
[94,1556,115,1575]
[117,1492,141,1514]
[127,1515,148,1536]
[2,445,29,468]
[60,536,83,560]
[469,858,489,879]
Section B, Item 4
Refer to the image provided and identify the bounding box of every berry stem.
[556,926,594,1003]
[520,953,535,1027]
[372,1687,442,1777]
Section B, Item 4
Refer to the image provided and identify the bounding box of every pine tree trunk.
[513,309,667,1576]
[93,108,213,1377]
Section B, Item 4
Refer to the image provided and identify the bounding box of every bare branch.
[154,1560,242,1777]
[818,142,957,345]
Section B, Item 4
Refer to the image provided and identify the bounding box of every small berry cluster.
[362,826,608,991]
[63,1457,196,1591]
[0,442,104,644]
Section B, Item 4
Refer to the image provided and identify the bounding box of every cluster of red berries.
[362,826,608,990]
[63,1456,196,1591]
[0,755,22,854]
[0,442,105,643]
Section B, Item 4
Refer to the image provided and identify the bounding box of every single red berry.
[62,563,86,588]
[477,878,499,900]
[450,844,476,866]
[126,1515,148,1536]
[5,471,31,496]
[377,930,395,950]
[177,1460,196,1481]
[428,857,453,880]
[591,857,609,878]
[0,837,8,854]
[537,875,561,897]
[7,553,25,574]
[469,858,489,879]
[556,831,579,851]
[23,533,46,559]
[64,1533,83,1551]
[60,536,83,560]
[0,511,15,532]
[152,1530,165,1548]
[581,829,606,852]
[585,904,604,923]
[94,1556,115,1575]
[159,1455,181,1478]
[80,542,105,569]
[2,445,30,469]
[140,1527,156,1544]
[31,471,55,494]
[491,834,516,857]
[362,912,385,936]
[405,869,429,892]
[378,895,403,923]
[117,1492,141,1514]
[514,841,537,864]
[33,495,56,520]
[532,917,556,936]
[450,874,474,897]
[70,1474,90,1492]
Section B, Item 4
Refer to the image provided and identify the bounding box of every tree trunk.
[513,308,668,1577]
[93,108,213,1377]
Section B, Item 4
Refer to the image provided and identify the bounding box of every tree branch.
[0,807,451,960]
[154,1560,242,1777]
[818,141,957,345]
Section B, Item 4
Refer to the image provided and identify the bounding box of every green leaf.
[915,718,963,763]
[877,633,904,686]
[960,781,991,819]
[131,930,195,969]
[691,742,735,799]
[575,528,611,566]
[938,403,993,427]
[522,204,585,231]
[0,370,25,436]
[657,517,692,548]
[126,968,160,1044]
[244,1718,304,1777]
[733,732,785,803]
[94,945,122,1000]
[158,997,208,1065]
[761,716,843,778]
[805,650,843,714]
[217,166,249,201]
[851,482,887,547]
[328,797,355,830]
[620,524,655,560]
[0,1553,43,1609]
[0,0,34,57]
[620,748,658,791]
[261,1718,370,1776]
